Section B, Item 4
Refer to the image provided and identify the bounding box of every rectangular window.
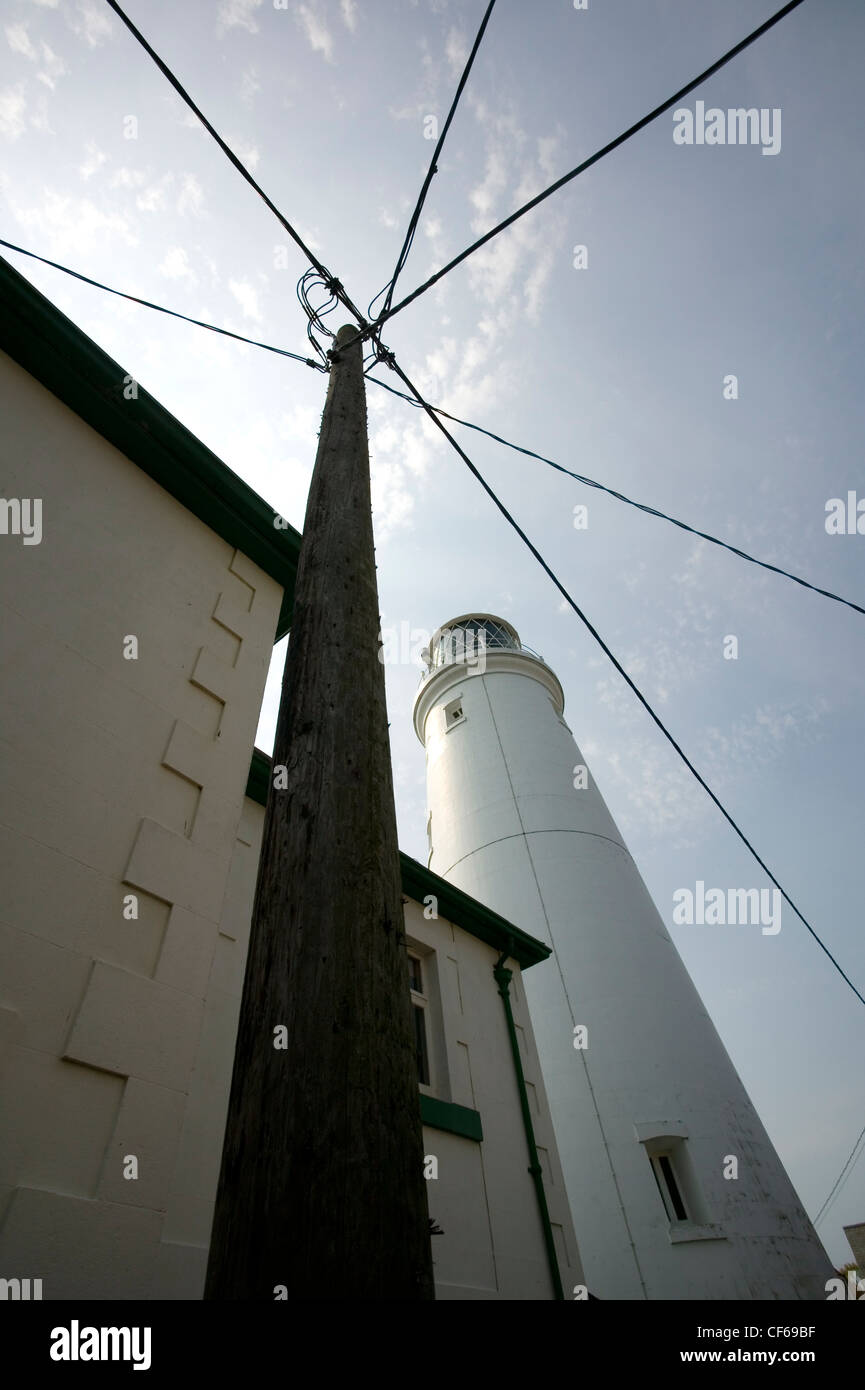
[651,1151,689,1223]
[408,951,430,1087]
[408,953,423,994]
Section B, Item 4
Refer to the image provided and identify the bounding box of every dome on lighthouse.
[425,613,521,672]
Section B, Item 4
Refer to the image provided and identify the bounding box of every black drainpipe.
[494,942,566,1300]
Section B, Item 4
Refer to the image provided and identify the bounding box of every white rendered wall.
[415,646,833,1301]
[0,350,283,1298]
[161,798,585,1302]
[401,897,583,1300]
[0,349,582,1301]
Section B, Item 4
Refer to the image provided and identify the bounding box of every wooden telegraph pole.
[205,325,435,1300]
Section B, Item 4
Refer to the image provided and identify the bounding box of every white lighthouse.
[413,613,832,1300]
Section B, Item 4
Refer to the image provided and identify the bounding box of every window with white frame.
[636,1124,710,1230]
[443,696,465,731]
[651,1151,690,1223]
[407,950,431,1087]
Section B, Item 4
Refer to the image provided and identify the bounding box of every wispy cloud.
[296,3,334,62]
[5,23,67,88]
[110,167,146,190]
[78,140,106,180]
[228,277,263,322]
[136,174,172,214]
[177,172,205,217]
[158,246,198,286]
[217,0,263,37]
[228,136,260,171]
[445,27,468,77]
[239,65,260,104]
[340,0,358,33]
[4,182,138,254]
[0,84,27,140]
[71,0,114,48]
[583,697,829,848]
[6,23,36,59]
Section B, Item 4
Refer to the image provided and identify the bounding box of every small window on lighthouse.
[444,697,465,730]
[652,1153,689,1223]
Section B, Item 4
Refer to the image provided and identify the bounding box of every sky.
[2,0,863,1272]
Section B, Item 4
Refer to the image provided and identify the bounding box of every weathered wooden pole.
[205,324,434,1300]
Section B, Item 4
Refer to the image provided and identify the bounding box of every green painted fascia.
[420,1095,483,1143]
[0,254,301,639]
[246,747,273,808]
[245,747,272,809]
[398,853,550,972]
[244,747,551,972]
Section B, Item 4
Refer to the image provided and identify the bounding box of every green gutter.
[493,945,566,1301]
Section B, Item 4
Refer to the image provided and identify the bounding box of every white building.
[414,613,833,1301]
[0,256,581,1300]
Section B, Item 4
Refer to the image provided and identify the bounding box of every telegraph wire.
[8,228,859,624]
[815,1121,865,1229]
[97,0,864,1221]
[365,372,865,619]
[370,0,498,322]
[381,354,865,1013]
[104,0,369,333]
[355,0,809,343]
[0,237,326,369]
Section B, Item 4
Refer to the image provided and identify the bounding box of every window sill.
[420,1094,483,1143]
[668,1222,727,1245]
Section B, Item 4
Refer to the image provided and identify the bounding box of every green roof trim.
[399,852,550,971]
[420,1095,483,1143]
[0,254,301,639]
[244,747,551,971]
[245,745,272,809]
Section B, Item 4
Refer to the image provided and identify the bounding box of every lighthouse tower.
[413,614,832,1300]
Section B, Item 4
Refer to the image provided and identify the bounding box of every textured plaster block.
[0,1048,124,1197]
[190,647,238,705]
[97,1077,187,1211]
[0,1006,23,1071]
[0,744,138,881]
[106,888,170,978]
[124,817,229,921]
[64,960,204,1091]
[208,933,244,998]
[153,1239,208,1300]
[160,1193,214,1250]
[0,924,94,1054]
[161,721,247,853]
[155,905,218,998]
[212,592,252,639]
[228,548,264,594]
[0,1186,163,1300]
[190,787,245,859]
[0,828,166,973]
[163,719,215,791]
[235,799,260,849]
